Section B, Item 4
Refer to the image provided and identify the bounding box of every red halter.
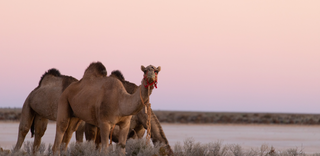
[143,71,158,89]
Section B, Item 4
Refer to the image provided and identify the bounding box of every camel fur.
[78,70,173,155]
[52,62,161,154]
[13,68,81,153]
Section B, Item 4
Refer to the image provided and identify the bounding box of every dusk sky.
[0,1,319,113]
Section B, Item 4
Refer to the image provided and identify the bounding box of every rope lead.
[140,85,152,144]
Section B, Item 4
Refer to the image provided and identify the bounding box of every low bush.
[1,138,319,156]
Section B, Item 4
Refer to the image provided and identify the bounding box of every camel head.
[141,65,161,88]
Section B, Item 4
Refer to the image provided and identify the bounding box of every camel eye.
[144,70,147,74]
[154,70,158,74]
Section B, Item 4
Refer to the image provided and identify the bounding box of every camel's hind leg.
[32,115,48,153]
[84,123,100,148]
[84,123,98,142]
[75,121,85,142]
[118,118,131,155]
[61,117,82,148]
[95,127,101,146]
[14,102,35,151]
[99,122,111,153]
[52,97,71,154]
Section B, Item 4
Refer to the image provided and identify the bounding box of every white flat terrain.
[0,122,319,154]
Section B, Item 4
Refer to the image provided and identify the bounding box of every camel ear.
[141,65,146,72]
[156,66,161,72]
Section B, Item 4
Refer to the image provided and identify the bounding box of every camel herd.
[13,62,173,155]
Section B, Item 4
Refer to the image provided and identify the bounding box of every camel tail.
[30,119,35,138]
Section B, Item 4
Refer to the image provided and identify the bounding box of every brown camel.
[52,62,161,154]
[79,70,173,155]
[13,68,83,153]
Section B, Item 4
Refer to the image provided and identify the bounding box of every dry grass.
[1,138,319,156]
[172,138,319,156]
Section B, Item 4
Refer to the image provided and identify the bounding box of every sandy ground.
[1,122,319,154]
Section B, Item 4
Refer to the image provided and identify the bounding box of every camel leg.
[99,122,111,153]
[75,121,85,142]
[52,98,71,154]
[118,119,131,155]
[61,117,82,149]
[52,118,70,154]
[127,129,138,140]
[95,127,101,147]
[129,116,145,139]
[14,103,35,151]
[84,123,98,141]
[111,126,120,143]
[32,115,48,153]
[133,124,145,139]
[137,109,174,155]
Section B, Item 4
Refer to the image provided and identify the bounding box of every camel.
[13,68,84,153]
[78,70,173,155]
[52,62,161,155]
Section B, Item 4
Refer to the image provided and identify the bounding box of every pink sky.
[0,1,319,113]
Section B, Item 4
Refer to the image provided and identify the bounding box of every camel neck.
[119,82,153,116]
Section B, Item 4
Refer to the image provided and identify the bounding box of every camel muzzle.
[143,74,158,89]
[148,77,156,83]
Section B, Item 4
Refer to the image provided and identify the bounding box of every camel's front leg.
[128,116,145,139]
[118,118,131,155]
[132,124,145,139]
[33,115,48,153]
[99,122,111,153]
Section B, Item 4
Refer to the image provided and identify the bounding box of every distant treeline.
[1,108,320,125]
[153,111,320,125]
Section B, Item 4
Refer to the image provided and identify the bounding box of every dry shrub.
[1,139,317,156]
[126,138,165,156]
[205,141,229,156]
[174,138,232,156]
[66,141,102,156]
[278,147,306,156]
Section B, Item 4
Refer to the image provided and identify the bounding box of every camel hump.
[111,70,125,81]
[83,62,107,78]
[38,68,61,86]
[47,68,61,76]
